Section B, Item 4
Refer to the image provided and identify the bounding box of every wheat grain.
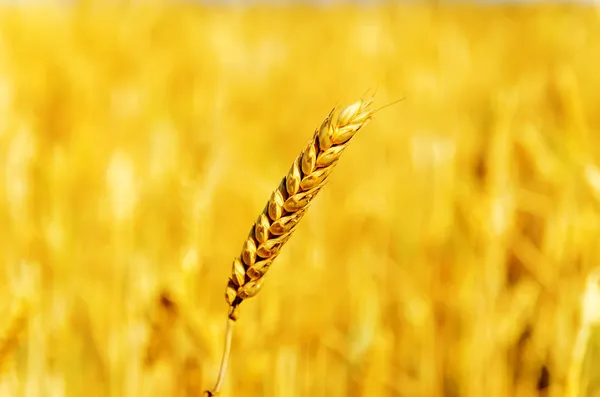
[204,97,377,396]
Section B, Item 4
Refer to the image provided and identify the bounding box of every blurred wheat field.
[1,2,600,396]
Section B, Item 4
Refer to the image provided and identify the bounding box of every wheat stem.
[204,317,235,396]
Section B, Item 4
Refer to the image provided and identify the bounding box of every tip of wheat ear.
[223,98,375,320]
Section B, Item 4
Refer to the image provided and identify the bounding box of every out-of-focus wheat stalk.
[204,97,377,396]
[0,300,28,373]
[566,268,600,397]
[144,291,180,367]
[0,262,38,374]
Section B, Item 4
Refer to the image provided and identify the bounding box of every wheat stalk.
[566,267,600,397]
[204,96,379,396]
[0,262,37,373]
[0,299,28,373]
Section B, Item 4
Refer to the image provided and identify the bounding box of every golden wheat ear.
[204,96,382,396]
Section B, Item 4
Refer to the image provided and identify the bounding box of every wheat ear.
[204,97,376,396]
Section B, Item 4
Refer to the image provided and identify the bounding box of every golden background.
[1,2,600,396]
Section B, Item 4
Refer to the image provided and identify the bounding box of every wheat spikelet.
[204,97,378,396]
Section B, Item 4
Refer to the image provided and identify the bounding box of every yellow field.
[1,2,600,397]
